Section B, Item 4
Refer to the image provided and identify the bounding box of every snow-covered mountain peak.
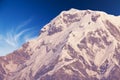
[40,9,120,43]
[0,9,120,80]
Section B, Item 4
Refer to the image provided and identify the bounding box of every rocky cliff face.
[0,8,120,80]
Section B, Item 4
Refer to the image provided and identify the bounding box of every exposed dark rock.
[107,66,120,80]
[99,60,109,74]
[80,38,86,44]
[34,65,55,80]
[77,44,87,50]
[88,36,101,45]
[48,25,62,35]
[102,36,112,46]
[22,42,29,49]
[63,13,80,24]
[64,58,73,62]
[91,14,100,22]
[46,46,51,53]
[67,45,78,58]
[105,20,120,41]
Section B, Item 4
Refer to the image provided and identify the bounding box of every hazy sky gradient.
[0,0,120,56]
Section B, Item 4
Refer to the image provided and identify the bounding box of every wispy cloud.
[16,18,32,32]
[5,27,31,47]
[0,19,38,56]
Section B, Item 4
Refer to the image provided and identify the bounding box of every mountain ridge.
[0,9,120,80]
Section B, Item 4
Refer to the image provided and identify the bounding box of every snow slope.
[0,8,120,80]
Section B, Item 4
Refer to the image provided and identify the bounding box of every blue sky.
[0,0,120,56]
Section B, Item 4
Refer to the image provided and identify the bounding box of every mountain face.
[0,8,120,80]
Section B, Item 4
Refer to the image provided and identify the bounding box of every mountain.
[0,8,120,80]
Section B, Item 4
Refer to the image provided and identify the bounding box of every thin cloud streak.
[5,19,32,47]
[16,18,32,32]
[0,19,38,56]
[5,28,32,47]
